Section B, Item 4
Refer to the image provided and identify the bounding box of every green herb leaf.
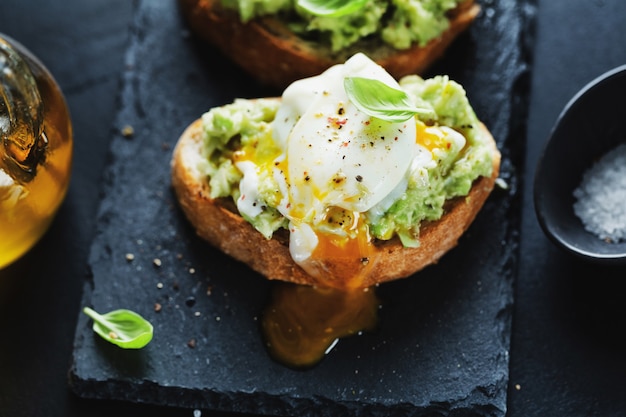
[344,77,435,123]
[83,306,153,349]
[297,0,368,17]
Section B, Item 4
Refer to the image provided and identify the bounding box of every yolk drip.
[309,218,377,290]
[261,282,379,369]
[261,214,381,369]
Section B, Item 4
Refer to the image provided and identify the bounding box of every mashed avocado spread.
[219,0,466,51]
[197,74,494,248]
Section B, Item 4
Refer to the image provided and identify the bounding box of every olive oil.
[0,35,72,269]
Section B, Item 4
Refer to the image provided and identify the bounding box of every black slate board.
[68,0,534,415]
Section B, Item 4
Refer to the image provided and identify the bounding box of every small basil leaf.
[83,306,154,349]
[297,0,368,17]
[344,76,435,123]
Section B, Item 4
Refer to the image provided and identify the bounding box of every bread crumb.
[121,125,134,138]
[125,253,135,262]
[153,258,162,267]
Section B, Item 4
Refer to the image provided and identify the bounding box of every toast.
[171,105,500,290]
[178,0,481,88]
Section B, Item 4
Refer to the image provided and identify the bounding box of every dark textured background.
[1,1,626,417]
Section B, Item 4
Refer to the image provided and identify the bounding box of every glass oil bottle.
[0,35,73,269]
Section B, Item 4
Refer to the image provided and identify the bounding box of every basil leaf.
[297,0,368,17]
[83,306,154,349]
[344,77,435,123]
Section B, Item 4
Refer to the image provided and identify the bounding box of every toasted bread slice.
[178,0,481,88]
[171,105,501,290]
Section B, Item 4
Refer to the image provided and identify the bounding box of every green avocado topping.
[219,0,466,51]
[197,74,494,247]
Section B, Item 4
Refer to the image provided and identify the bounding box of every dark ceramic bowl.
[534,65,626,265]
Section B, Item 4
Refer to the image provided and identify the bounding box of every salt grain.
[573,143,626,242]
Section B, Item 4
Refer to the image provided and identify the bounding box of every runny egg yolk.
[232,131,283,167]
[308,210,377,290]
[415,119,451,152]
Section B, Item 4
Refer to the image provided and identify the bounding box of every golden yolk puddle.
[261,283,380,369]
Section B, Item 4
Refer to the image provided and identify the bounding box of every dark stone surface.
[67,1,533,416]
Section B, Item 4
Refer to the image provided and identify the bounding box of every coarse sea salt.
[573,142,626,243]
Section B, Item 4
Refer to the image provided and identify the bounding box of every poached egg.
[235,53,463,287]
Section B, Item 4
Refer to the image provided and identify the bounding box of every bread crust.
[178,0,481,88]
[171,108,501,289]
